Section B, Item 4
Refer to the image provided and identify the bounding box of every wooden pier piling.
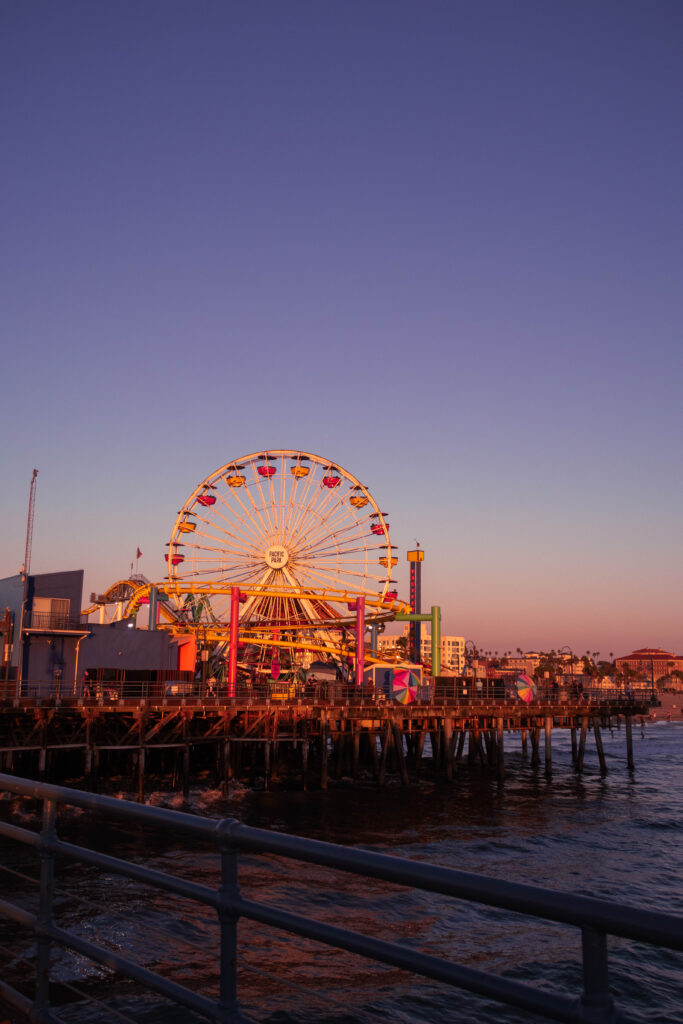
[0,696,648,797]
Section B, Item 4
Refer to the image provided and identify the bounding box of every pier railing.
[1,774,681,1023]
[2,676,656,707]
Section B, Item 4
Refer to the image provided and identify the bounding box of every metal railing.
[1,774,682,1023]
[0,676,655,707]
[24,612,89,632]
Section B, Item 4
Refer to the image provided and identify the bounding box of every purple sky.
[2,1,681,657]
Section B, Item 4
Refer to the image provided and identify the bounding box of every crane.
[22,469,38,576]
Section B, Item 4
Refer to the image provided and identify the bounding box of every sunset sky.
[2,1,681,657]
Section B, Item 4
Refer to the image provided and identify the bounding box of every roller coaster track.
[82,580,409,664]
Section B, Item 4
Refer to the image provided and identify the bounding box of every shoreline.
[650,692,683,720]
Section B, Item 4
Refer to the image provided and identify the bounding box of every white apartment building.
[421,634,465,673]
[375,635,404,659]
[375,633,465,672]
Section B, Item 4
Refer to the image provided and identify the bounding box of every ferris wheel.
[165,451,397,631]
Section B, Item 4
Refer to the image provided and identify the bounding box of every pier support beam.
[496,717,505,785]
[594,721,607,775]
[392,721,409,786]
[443,718,453,781]
[544,717,552,778]
[320,712,328,790]
[137,716,146,803]
[414,727,426,779]
[379,721,391,785]
[352,727,360,779]
[625,716,634,771]
[577,716,588,773]
[301,738,309,791]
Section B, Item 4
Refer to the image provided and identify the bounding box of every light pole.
[559,644,574,695]
[464,640,477,700]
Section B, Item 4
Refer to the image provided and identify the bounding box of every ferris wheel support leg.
[228,587,240,697]
[355,596,365,689]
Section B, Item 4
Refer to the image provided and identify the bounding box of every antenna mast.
[23,469,38,576]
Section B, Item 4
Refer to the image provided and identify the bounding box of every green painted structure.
[394,605,441,675]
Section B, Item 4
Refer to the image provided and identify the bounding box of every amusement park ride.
[82,451,416,687]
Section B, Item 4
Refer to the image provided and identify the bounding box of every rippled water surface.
[1,721,682,1022]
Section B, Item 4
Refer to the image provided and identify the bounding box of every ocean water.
[1,720,682,1023]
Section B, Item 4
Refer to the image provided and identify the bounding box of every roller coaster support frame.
[355,595,365,687]
[228,587,240,696]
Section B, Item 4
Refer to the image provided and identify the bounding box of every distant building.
[375,633,465,672]
[500,654,540,675]
[376,635,402,659]
[616,648,683,680]
[420,635,465,673]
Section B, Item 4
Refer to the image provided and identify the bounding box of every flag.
[136,548,142,560]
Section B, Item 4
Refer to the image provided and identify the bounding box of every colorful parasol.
[392,669,419,705]
[516,672,537,704]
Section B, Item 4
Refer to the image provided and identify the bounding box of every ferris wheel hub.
[265,544,289,569]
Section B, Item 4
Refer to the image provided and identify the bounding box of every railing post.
[217,820,243,1022]
[579,926,618,1022]
[35,797,57,1018]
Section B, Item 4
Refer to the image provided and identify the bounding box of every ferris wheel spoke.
[187,536,264,569]
[286,482,342,551]
[297,521,377,558]
[280,565,332,625]
[187,555,263,580]
[282,461,321,542]
[239,566,281,622]
[292,561,385,593]
[181,533,262,560]
[277,453,288,545]
[324,501,382,539]
[262,463,281,540]
[181,509,264,556]
[283,489,320,553]
[284,464,344,549]
[248,460,278,537]
[214,561,266,581]
[290,503,371,556]
[282,462,315,541]
[213,486,270,550]
[298,539,384,560]
[207,492,268,551]
[184,512,265,564]
[229,474,273,544]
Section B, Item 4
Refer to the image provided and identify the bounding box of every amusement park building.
[0,570,184,696]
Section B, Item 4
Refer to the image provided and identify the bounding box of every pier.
[0,685,647,798]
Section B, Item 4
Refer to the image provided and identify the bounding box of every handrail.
[0,677,655,707]
[0,772,681,1023]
